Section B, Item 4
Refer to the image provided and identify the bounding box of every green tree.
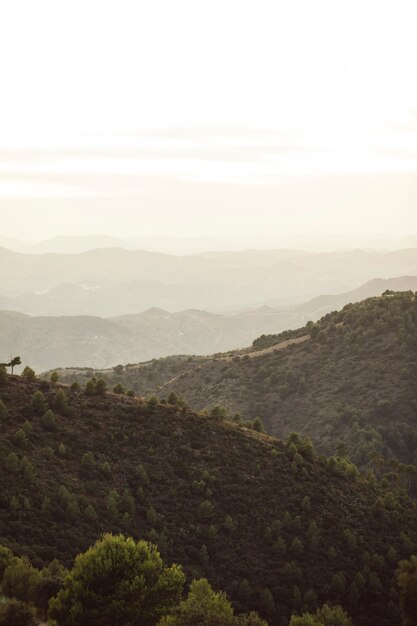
[252,417,265,433]
[113,383,126,395]
[106,490,119,519]
[85,379,96,396]
[259,587,276,621]
[22,366,36,381]
[290,537,304,556]
[158,578,235,626]
[80,451,95,473]
[273,537,286,557]
[210,405,228,420]
[158,578,267,626]
[0,398,8,421]
[198,500,214,520]
[0,544,13,579]
[167,391,179,405]
[8,356,21,375]
[2,556,41,602]
[6,452,20,472]
[0,364,7,385]
[36,559,67,613]
[0,598,37,626]
[48,534,185,626]
[13,428,28,448]
[53,389,68,413]
[148,396,159,408]
[30,391,48,414]
[224,515,237,532]
[290,603,353,626]
[96,378,108,395]
[397,555,417,626]
[50,371,59,383]
[41,409,57,431]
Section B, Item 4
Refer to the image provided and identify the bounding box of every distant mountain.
[1,246,417,314]
[54,292,417,472]
[13,274,412,372]
[398,234,417,248]
[0,234,27,252]
[26,234,138,254]
[0,305,306,372]
[284,275,417,317]
[3,232,416,255]
[3,276,417,372]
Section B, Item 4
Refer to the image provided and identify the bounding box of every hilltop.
[54,291,417,470]
[0,373,416,625]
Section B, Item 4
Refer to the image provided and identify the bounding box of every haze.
[1,0,417,244]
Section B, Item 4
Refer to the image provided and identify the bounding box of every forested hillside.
[54,292,417,472]
[0,372,416,625]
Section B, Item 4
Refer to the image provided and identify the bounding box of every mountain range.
[2,233,417,255]
[1,246,417,316]
[2,276,417,372]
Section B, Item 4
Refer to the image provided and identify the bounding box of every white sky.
[0,0,416,242]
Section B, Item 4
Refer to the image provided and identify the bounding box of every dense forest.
[0,368,417,624]
[54,292,417,474]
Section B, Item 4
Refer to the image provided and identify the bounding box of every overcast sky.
[0,0,416,243]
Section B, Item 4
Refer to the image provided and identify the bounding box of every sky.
[0,0,417,243]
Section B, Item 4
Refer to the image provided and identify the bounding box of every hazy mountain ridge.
[4,277,417,372]
[2,232,417,255]
[1,245,417,314]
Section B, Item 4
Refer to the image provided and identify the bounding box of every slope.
[0,374,416,626]
[54,292,417,470]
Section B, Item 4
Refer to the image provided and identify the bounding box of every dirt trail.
[159,333,311,390]
[222,333,311,361]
